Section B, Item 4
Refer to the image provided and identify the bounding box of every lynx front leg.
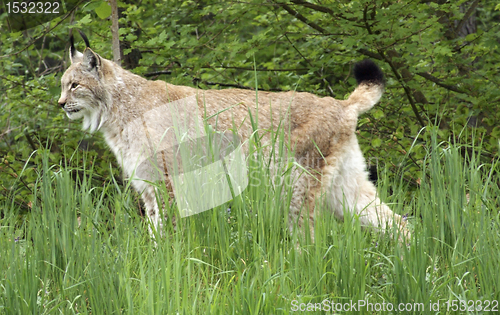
[138,185,172,235]
[140,185,164,238]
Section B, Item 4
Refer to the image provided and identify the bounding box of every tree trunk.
[109,0,121,66]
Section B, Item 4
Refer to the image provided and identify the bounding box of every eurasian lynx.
[58,33,408,240]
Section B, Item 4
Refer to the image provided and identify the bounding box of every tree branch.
[416,72,467,94]
[290,0,357,22]
[359,51,468,95]
[0,0,86,59]
[143,70,172,77]
[211,66,309,72]
[358,48,383,61]
[290,0,334,14]
[110,0,121,65]
[277,2,327,34]
[0,190,31,212]
[283,33,335,96]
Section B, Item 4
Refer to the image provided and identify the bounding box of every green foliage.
[0,2,500,311]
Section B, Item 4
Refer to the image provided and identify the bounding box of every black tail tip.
[353,59,385,86]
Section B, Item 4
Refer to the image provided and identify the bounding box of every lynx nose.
[58,96,66,108]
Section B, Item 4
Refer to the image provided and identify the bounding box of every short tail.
[345,59,385,114]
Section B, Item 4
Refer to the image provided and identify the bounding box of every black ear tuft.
[78,30,91,48]
[353,59,385,86]
[70,34,77,58]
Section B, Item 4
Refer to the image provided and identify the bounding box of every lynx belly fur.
[58,35,408,240]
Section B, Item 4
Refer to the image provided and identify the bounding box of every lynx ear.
[82,48,101,74]
[69,30,90,64]
[69,35,83,64]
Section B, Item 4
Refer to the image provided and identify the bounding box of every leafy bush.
[1,1,499,210]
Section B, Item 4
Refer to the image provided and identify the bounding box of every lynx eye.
[71,82,79,89]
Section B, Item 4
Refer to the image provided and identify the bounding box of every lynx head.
[58,32,111,132]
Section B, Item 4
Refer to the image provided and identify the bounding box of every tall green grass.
[1,130,499,314]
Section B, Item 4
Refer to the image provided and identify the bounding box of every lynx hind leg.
[325,139,410,241]
[352,180,409,241]
[288,169,317,242]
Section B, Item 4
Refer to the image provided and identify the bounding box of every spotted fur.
[58,37,409,241]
